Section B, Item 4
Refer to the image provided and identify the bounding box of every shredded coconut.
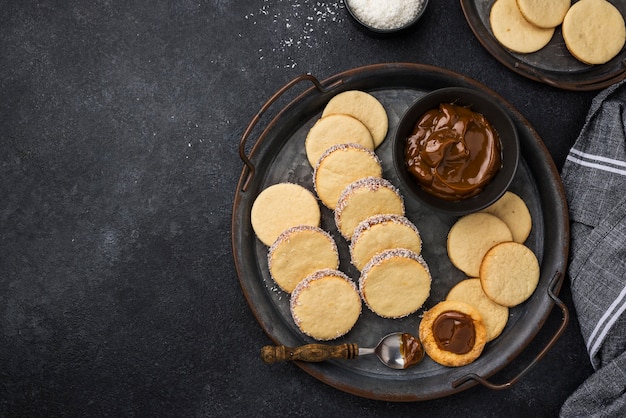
[244,0,345,69]
[346,0,424,30]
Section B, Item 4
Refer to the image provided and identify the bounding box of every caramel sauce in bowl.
[393,87,519,215]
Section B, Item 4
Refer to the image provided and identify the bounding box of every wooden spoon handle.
[260,343,359,364]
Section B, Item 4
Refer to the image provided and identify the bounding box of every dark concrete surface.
[1,1,598,416]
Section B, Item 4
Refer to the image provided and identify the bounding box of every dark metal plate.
[232,63,569,401]
[461,0,626,91]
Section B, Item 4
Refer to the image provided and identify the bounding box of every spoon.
[260,332,424,370]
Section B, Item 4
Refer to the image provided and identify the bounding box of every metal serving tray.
[232,63,569,401]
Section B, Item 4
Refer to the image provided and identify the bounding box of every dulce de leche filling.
[432,310,476,354]
[400,332,424,368]
[405,103,502,201]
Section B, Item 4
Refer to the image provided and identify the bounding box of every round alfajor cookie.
[268,225,339,293]
[562,0,626,65]
[516,0,570,28]
[490,0,555,53]
[446,278,509,342]
[447,212,513,278]
[251,183,321,246]
[350,214,422,271]
[334,177,405,240]
[419,300,487,367]
[304,113,374,167]
[359,249,431,319]
[321,90,389,148]
[290,269,362,341]
[479,191,532,243]
[480,241,540,307]
[314,143,382,209]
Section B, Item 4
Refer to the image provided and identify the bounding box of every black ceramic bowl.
[344,0,429,37]
[392,87,520,216]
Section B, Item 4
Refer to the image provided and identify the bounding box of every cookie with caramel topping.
[419,300,487,367]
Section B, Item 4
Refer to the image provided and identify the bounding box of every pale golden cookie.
[480,241,540,307]
[446,278,509,342]
[516,0,570,28]
[359,249,431,319]
[304,114,374,167]
[268,225,339,293]
[350,214,422,271]
[479,191,532,243]
[447,213,513,277]
[419,300,487,367]
[314,143,382,209]
[490,0,555,53]
[322,90,389,148]
[290,269,362,341]
[334,177,405,240]
[251,183,321,246]
[562,0,626,65]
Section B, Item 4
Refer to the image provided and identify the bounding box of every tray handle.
[451,270,569,391]
[238,73,331,191]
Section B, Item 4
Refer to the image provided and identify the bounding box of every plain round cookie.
[447,212,513,277]
[268,226,339,293]
[334,177,405,240]
[419,300,487,367]
[321,90,389,148]
[304,113,374,167]
[516,0,570,28]
[251,183,321,246]
[290,269,362,341]
[350,214,422,271]
[490,0,555,53]
[359,249,431,319]
[480,241,540,307]
[314,143,382,209]
[446,278,509,342]
[479,191,532,243]
[562,0,626,65]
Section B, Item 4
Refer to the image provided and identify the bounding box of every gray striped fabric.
[560,81,626,418]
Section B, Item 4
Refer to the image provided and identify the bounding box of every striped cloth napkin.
[560,81,626,417]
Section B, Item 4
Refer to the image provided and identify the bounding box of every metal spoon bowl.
[260,332,424,370]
